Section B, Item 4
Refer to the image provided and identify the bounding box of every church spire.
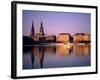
[40,20,44,35]
[31,21,35,36]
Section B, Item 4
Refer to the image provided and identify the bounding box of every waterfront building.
[45,35,56,43]
[84,34,90,42]
[57,33,71,43]
[73,33,90,43]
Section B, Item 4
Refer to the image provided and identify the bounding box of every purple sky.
[23,10,91,36]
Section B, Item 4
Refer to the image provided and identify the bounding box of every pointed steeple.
[40,20,44,35]
[31,21,35,36]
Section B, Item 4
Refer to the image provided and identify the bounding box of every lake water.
[23,44,91,69]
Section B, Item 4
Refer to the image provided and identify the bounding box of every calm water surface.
[23,44,91,69]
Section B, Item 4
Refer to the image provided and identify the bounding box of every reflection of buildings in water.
[30,45,74,68]
[31,45,56,68]
[56,45,73,56]
[73,45,90,56]
[45,46,56,55]
[32,47,42,58]
[39,46,45,68]
[31,46,45,68]
[33,46,56,56]
[30,50,34,69]
[74,45,84,56]
[29,44,90,69]
[84,45,91,55]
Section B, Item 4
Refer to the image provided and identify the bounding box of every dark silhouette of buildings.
[40,21,45,36]
[30,21,56,44]
[31,21,35,36]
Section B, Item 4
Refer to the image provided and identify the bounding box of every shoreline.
[23,43,90,46]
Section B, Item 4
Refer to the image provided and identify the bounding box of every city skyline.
[23,10,91,36]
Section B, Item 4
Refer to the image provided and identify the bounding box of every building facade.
[73,33,90,43]
[57,33,71,43]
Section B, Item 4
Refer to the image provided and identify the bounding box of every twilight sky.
[23,10,91,36]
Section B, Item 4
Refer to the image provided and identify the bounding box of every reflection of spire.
[31,21,35,36]
[40,20,44,35]
[31,50,34,69]
[40,53,44,68]
[39,46,45,68]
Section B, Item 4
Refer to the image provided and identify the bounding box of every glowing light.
[66,45,71,49]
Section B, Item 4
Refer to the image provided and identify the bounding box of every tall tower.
[31,21,35,36]
[40,20,44,36]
